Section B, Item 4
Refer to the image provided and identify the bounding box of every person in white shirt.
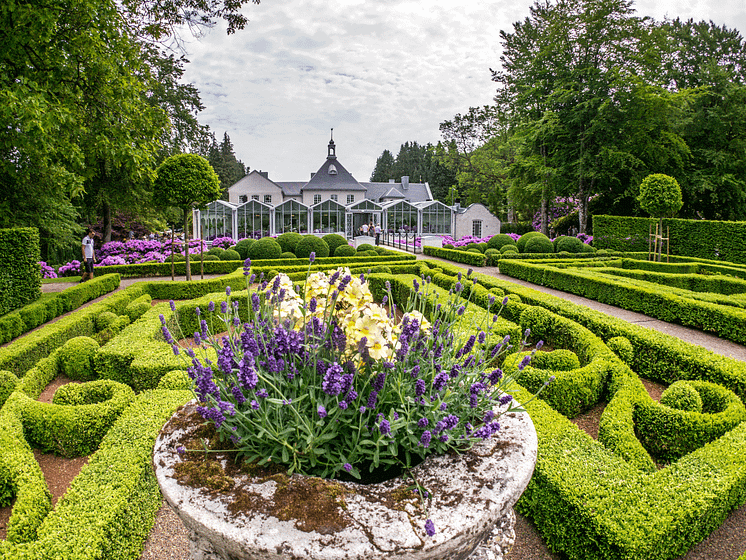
[81,227,96,282]
[361,222,369,235]
[374,223,381,246]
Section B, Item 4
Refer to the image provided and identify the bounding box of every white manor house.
[194,135,500,242]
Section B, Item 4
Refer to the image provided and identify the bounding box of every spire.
[327,128,336,159]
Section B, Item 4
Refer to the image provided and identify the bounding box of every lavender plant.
[163,257,547,536]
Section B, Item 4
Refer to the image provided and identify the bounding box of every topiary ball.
[295,235,330,259]
[580,243,597,254]
[170,253,186,262]
[58,336,100,381]
[554,235,584,253]
[500,244,519,254]
[234,238,256,259]
[322,234,348,257]
[487,233,517,250]
[467,246,483,253]
[220,248,241,261]
[334,244,356,257]
[157,370,192,390]
[248,237,283,260]
[524,235,554,254]
[516,231,545,253]
[202,254,220,261]
[207,247,225,257]
[0,370,18,409]
[277,232,303,255]
[660,381,703,413]
[357,243,376,253]
[361,250,379,257]
[477,242,489,253]
[94,311,119,331]
[531,349,581,371]
[280,252,297,259]
[607,336,634,365]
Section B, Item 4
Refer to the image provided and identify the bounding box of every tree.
[638,173,682,261]
[370,150,395,182]
[205,132,247,198]
[153,154,221,280]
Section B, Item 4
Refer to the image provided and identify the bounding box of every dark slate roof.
[360,181,432,204]
[302,157,367,192]
[275,182,304,196]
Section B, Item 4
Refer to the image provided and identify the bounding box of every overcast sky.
[179,0,746,183]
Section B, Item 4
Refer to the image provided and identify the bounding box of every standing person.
[361,222,369,236]
[374,223,381,246]
[81,227,96,282]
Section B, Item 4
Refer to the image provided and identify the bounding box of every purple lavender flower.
[420,431,432,447]
[256,388,269,398]
[169,300,176,312]
[415,378,426,397]
[418,417,429,428]
[379,418,391,435]
[502,296,509,306]
[176,446,186,454]
[432,371,449,392]
[322,362,344,396]
[500,395,513,405]
[343,463,352,472]
[208,301,215,313]
[425,519,435,537]
[536,340,544,350]
[309,252,316,263]
[317,405,327,418]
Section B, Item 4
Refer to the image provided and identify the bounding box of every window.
[313,194,322,205]
[236,200,271,239]
[347,194,355,204]
[239,195,248,203]
[472,220,482,238]
[264,195,272,204]
[330,194,338,202]
[385,201,418,233]
[274,200,309,234]
[312,200,346,234]
[251,195,259,201]
[421,202,451,234]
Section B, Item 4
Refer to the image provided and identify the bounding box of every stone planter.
[153,402,537,560]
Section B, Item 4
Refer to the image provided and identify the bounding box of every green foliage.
[295,236,330,259]
[357,243,376,253]
[207,247,225,257]
[554,235,584,253]
[247,237,282,260]
[660,381,703,413]
[321,234,349,257]
[280,252,297,259]
[500,244,519,254]
[524,235,554,254]
[638,174,683,218]
[219,248,241,261]
[0,228,42,316]
[58,337,100,381]
[607,336,634,365]
[487,233,517,250]
[234,238,256,259]
[202,254,219,261]
[516,231,545,253]
[276,232,303,254]
[204,132,246,197]
[0,370,18,409]
[334,244,356,257]
[157,370,192,390]
[125,294,153,322]
[422,246,486,266]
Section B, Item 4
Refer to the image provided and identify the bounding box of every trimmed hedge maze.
[1,256,745,559]
[499,256,746,344]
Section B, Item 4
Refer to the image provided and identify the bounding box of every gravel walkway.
[33,267,746,559]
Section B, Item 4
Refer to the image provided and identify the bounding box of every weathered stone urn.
[153,402,537,560]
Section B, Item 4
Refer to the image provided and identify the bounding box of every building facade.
[194,135,500,241]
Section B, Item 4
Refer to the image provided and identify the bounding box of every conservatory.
[382,200,419,233]
[198,199,236,241]
[416,200,452,235]
[236,199,271,239]
[311,199,346,234]
[274,200,310,235]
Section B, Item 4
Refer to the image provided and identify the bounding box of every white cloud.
[180,0,746,182]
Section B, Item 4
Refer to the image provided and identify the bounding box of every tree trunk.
[577,179,588,234]
[102,202,113,243]
[183,207,192,281]
[540,196,549,236]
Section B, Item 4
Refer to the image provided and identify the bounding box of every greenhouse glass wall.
[383,201,419,233]
[236,200,271,239]
[419,201,452,235]
[274,200,309,234]
[200,200,235,240]
[311,200,346,234]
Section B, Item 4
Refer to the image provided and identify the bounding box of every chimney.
[401,176,409,190]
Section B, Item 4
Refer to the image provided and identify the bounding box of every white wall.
[454,204,501,240]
